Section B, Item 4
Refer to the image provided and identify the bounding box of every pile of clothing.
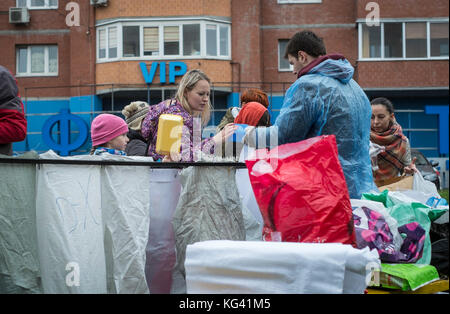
[351,173,448,291]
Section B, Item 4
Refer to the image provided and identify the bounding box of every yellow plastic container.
[155,114,184,156]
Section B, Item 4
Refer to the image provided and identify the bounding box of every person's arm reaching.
[246,80,317,149]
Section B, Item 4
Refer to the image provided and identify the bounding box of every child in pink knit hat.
[90,114,130,155]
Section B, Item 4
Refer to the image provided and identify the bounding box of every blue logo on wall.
[140,61,187,84]
[42,109,88,156]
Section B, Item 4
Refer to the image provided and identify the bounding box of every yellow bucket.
[155,114,184,156]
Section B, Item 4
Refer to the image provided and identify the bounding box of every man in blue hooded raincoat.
[246,30,376,199]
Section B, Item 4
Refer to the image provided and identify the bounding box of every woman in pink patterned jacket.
[141,69,237,162]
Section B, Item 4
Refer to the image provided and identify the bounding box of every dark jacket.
[125,129,148,156]
[0,66,27,155]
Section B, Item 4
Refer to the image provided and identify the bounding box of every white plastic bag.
[369,141,385,171]
[36,152,107,294]
[235,145,263,241]
[145,169,181,294]
[413,171,440,196]
[102,164,150,294]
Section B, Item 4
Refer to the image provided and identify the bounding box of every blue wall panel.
[13,99,70,153]
[12,93,447,159]
[13,96,103,156]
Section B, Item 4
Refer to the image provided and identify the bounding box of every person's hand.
[242,126,256,147]
[162,152,181,162]
[404,157,418,175]
[213,123,238,145]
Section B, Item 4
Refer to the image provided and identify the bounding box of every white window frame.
[219,24,231,57]
[16,45,58,77]
[108,26,118,59]
[97,26,120,60]
[17,0,58,9]
[182,24,201,57]
[96,18,231,63]
[278,39,294,72]
[358,18,449,61]
[206,24,218,57]
[122,24,142,58]
[143,26,160,57]
[278,0,322,4]
[162,24,182,57]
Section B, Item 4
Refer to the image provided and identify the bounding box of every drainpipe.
[230,61,241,93]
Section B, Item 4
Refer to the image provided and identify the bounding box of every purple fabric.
[141,99,215,161]
[353,206,425,263]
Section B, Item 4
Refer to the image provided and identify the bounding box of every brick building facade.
[0,0,448,165]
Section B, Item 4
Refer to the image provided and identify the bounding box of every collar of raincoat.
[297,53,346,79]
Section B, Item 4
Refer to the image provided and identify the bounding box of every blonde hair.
[175,69,211,126]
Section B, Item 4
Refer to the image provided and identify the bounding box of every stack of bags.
[352,172,448,291]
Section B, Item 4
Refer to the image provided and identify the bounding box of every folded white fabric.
[185,240,379,294]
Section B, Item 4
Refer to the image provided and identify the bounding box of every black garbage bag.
[430,238,449,278]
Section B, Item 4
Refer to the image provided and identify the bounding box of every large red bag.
[245,135,356,245]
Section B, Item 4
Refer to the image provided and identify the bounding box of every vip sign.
[140,62,188,85]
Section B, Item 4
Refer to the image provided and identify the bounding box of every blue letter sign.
[42,109,88,156]
[169,62,187,83]
[140,61,187,84]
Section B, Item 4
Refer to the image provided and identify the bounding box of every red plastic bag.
[245,135,356,245]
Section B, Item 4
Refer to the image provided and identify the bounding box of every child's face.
[106,133,129,151]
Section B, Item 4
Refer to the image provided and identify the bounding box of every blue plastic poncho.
[253,58,376,199]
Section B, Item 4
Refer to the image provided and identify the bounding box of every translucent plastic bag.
[413,171,440,196]
[245,135,355,244]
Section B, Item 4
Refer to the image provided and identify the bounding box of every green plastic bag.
[388,192,447,222]
[362,191,432,264]
[375,263,439,291]
[362,190,393,208]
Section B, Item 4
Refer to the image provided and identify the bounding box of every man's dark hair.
[284,30,327,59]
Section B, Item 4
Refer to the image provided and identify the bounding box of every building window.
[144,27,159,56]
[17,0,58,9]
[405,23,427,58]
[431,23,449,57]
[361,24,381,58]
[108,27,118,58]
[278,40,293,71]
[98,27,118,60]
[206,24,218,56]
[98,29,106,59]
[384,23,403,58]
[164,26,180,56]
[16,45,58,76]
[219,25,229,56]
[278,0,322,3]
[123,26,140,58]
[96,20,231,62]
[183,24,200,56]
[359,20,449,60]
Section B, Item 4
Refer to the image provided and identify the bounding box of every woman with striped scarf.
[370,97,417,183]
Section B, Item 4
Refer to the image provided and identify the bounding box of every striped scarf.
[94,147,127,156]
[370,122,408,181]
